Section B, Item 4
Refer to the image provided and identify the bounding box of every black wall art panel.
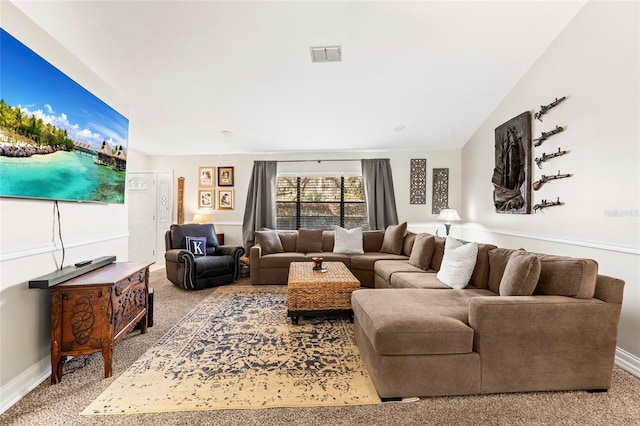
[432,168,449,214]
[492,111,532,214]
[410,159,426,204]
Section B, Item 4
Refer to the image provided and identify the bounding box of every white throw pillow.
[333,226,364,254]
[436,236,478,289]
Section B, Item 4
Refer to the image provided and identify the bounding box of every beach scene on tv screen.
[0,28,129,204]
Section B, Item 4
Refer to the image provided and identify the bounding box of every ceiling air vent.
[310,45,341,63]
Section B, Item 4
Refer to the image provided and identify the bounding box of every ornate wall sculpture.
[410,159,427,204]
[432,168,449,214]
[492,112,532,214]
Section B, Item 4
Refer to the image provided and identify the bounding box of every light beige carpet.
[82,285,380,415]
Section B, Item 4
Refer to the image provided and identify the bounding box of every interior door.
[155,171,173,262]
[127,172,157,262]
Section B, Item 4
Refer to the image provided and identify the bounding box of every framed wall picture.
[198,189,213,209]
[217,188,234,210]
[199,166,214,187]
[217,166,234,187]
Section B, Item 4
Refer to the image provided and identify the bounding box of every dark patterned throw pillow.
[185,236,207,257]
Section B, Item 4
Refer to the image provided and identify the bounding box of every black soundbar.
[28,256,117,289]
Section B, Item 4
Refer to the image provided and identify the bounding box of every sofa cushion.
[408,233,436,270]
[352,289,483,355]
[362,230,385,252]
[351,252,408,271]
[260,253,306,268]
[278,231,298,252]
[333,226,364,254]
[488,248,518,293]
[322,231,335,252]
[534,254,598,299]
[185,236,208,257]
[489,249,598,299]
[374,260,422,282]
[403,232,416,256]
[468,243,496,289]
[379,222,407,255]
[171,223,219,251]
[194,255,234,278]
[296,229,323,253]
[255,230,284,255]
[429,236,447,271]
[499,250,541,296]
[389,272,451,289]
[436,236,478,289]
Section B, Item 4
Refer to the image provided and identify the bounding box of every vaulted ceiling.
[11,1,585,156]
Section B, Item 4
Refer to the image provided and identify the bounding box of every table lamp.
[437,208,461,236]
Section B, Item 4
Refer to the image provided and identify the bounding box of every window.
[276,175,367,230]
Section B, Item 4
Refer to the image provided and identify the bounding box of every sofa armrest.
[249,245,262,284]
[468,296,622,393]
[216,244,244,257]
[215,245,246,279]
[164,248,197,289]
[165,248,194,263]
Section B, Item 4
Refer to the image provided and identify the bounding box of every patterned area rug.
[82,286,380,415]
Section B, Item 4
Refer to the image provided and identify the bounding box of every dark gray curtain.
[242,161,277,251]
[361,158,399,230]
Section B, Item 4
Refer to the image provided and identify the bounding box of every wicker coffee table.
[287,261,361,324]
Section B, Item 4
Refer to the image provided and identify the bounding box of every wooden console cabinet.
[49,261,153,384]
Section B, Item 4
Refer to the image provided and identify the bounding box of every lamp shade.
[437,209,461,222]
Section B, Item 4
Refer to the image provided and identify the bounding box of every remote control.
[75,260,92,267]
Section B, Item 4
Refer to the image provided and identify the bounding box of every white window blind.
[276,175,367,230]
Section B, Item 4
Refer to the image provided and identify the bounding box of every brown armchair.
[164,223,245,290]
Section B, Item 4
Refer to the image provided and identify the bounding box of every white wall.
[461,1,640,374]
[0,3,129,412]
[134,148,462,246]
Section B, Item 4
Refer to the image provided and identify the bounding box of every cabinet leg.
[102,341,114,378]
[140,312,148,334]
[50,354,63,384]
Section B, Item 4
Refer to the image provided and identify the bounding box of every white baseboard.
[615,347,640,378]
[0,356,50,415]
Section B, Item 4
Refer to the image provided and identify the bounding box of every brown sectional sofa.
[248,227,624,399]
[353,240,625,399]
[249,228,415,286]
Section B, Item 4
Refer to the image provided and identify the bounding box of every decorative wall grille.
[410,159,426,204]
[432,168,449,214]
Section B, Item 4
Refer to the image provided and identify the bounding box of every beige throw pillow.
[436,236,478,289]
[379,222,407,255]
[408,233,436,270]
[254,230,284,255]
[296,229,323,253]
[487,248,518,293]
[500,250,542,296]
[333,226,364,254]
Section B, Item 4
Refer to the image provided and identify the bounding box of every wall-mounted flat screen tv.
[0,28,129,204]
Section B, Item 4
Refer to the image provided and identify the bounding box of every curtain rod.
[277,159,360,163]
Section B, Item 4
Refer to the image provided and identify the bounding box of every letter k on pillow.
[186,236,208,257]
